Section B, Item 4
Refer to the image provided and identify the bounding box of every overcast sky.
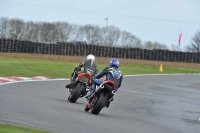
[1,0,200,50]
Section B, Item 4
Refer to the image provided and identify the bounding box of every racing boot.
[65,76,75,88]
[85,103,92,112]
[65,82,74,88]
[105,98,114,108]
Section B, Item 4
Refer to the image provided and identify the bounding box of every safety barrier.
[0,38,199,63]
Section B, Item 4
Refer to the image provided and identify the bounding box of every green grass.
[0,123,52,133]
[0,57,200,78]
[120,64,200,74]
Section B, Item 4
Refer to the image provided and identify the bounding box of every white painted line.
[124,73,200,77]
[0,78,70,85]
[0,73,200,86]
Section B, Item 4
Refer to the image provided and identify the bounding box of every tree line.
[0,17,199,53]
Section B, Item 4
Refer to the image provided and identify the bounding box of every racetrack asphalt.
[0,74,200,133]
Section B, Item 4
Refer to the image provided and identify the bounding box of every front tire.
[91,92,107,115]
[69,82,84,103]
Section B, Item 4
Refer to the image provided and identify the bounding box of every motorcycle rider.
[85,58,123,108]
[65,54,98,97]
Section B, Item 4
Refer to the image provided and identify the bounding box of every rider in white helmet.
[65,54,98,91]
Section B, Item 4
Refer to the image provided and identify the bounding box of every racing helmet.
[86,54,95,60]
[110,58,119,67]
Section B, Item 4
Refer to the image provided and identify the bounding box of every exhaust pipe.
[112,90,116,95]
[95,83,104,93]
[85,85,90,91]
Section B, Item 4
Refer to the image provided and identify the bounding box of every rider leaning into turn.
[65,54,98,96]
[85,58,123,107]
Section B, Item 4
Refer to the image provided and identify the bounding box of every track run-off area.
[0,74,200,133]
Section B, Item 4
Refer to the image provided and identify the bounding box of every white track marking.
[0,74,200,86]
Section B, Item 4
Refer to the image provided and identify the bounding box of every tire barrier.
[0,38,199,63]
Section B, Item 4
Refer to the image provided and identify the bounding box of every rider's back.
[82,59,97,76]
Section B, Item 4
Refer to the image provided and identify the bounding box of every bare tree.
[106,25,121,46]
[170,44,182,51]
[54,22,75,42]
[144,41,168,50]
[39,22,56,43]
[185,30,200,62]
[81,24,101,45]
[71,25,83,41]
[153,42,168,50]
[130,36,142,48]
[32,23,40,42]
[144,41,154,49]
[120,31,142,48]
[22,21,40,42]
[8,18,25,39]
[98,27,107,45]
[23,21,34,41]
[0,17,9,38]
[186,30,200,53]
[0,17,144,46]
[120,31,131,46]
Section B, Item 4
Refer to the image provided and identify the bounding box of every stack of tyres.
[0,38,2,52]
[136,48,140,60]
[132,48,137,59]
[126,48,130,59]
[2,38,7,52]
[122,48,126,59]
[118,47,122,58]
[75,43,80,56]
[69,43,73,55]
[143,49,148,60]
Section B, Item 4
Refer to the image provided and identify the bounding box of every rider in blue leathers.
[85,58,123,107]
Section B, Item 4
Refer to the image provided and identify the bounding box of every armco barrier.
[0,38,199,63]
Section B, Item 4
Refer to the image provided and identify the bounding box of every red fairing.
[102,80,116,90]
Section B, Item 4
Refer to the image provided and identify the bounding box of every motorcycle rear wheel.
[91,92,107,115]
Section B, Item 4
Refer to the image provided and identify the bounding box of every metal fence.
[0,38,199,63]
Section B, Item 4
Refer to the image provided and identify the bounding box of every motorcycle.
[68,71,92,103]
[84,80,116,115]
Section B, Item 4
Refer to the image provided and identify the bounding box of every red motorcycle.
[85,80,116,115]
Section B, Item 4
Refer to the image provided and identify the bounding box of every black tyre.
[91,92,107,115]
[69,83,84,103]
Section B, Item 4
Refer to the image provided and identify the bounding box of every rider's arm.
[95,67,109,79]
[74,61,84,72]
[94,67,98,74]
[78,61,84,67]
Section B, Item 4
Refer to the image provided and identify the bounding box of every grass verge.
[0,57,200,78]
[0,123,51,133]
